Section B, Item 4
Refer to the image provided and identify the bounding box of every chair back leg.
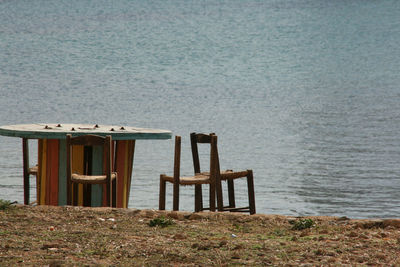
[216,177,224,212]
[247,170,256,215]
[172,136,181,211]
[22,138,30,205]
[83,184,91,206]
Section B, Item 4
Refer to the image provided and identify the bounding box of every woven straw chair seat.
[162,174,210,186]
[71,172,117,184]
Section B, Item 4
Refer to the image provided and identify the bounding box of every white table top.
[0,123,172,140]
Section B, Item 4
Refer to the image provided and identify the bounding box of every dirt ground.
[1,203,400,266]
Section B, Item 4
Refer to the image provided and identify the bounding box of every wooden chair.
[191,132,256,215]
[66,134,117,207]
[159,135,219,212]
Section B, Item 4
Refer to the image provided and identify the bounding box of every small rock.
[379,232,388,238]
[359,233,369,239]
[173,233,186,240]
[231,252,241,259]
[319,229,329,234]
[188,213,207,220]
[219,240,228,247]
[234,244,244,250]
[299,230,310,237]
[197,243,212,250]
[167,211,185,220]
[347,231,358,238]
[140,210,157,218]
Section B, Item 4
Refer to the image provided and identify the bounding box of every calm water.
[1,0,400,218]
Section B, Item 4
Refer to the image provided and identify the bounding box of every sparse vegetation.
[0,205,400,265]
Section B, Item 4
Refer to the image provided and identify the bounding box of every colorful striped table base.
[36,139,135,208]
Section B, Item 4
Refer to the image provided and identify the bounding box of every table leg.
[22,138,30,205]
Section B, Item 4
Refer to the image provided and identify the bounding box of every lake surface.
[1,0,400,218]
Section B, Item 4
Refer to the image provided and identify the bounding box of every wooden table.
[0,123,171,208]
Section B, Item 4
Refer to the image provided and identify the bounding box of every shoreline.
[1,204,400,265]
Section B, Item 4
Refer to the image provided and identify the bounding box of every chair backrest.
[66,134,112,179]
[174,133,219,182]
[190,132,219,175]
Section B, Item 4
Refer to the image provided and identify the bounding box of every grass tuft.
[148,216,175,228]
[0,199,12,211]
[291,218,314,230]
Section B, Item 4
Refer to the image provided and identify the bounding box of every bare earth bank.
[1,205,400,266]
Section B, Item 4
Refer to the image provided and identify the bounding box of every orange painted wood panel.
[46,139,59,206]
[113,140,135,208]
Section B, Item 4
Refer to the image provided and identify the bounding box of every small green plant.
[148,216,175,228]
[0,199,12,211]
[291,218,314,230]
[232,223,253,233]
[272,228,287,237]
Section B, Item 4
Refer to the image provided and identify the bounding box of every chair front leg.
[112,175,117,208]
[159,175,166,210]
[209,183,216,212]
[108,180,113,208]
[214,171,224,212]
[194,184,203,212]
[227,179,235,209]
[67,180,72,206]
[173,181,179,211]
